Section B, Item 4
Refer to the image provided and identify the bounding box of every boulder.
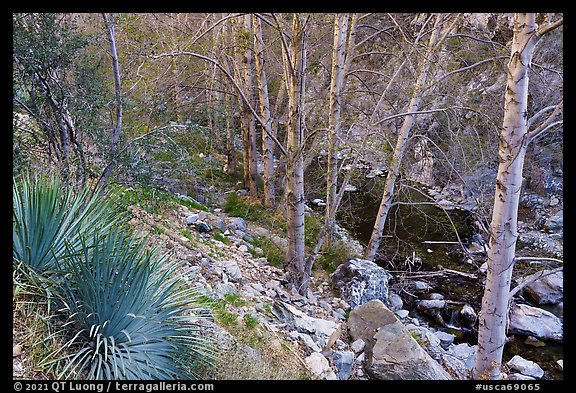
[348,299,398,353]
[304,352,337,380]
[387,292,404,311]
[331,258,392,309]
[193,221,212,233]
[351,338,366,354]
[445,343,477,371]
[272,300,341,349]
[459,304,478,326]
[369,320,452,380]
[434,331,455,350]
[508,303,563,342]
[543,210,563,233]
[185,214,200,225]
[348,300,451,380]
[518,270,563,305]
[228,217,248,233]
[332,350,355,380]
[223,261,242,283]
[506,355,544,379]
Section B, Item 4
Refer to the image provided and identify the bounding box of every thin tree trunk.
[324,13,348,250]
[225,90,238,176]
[253,14,276,207]
[244,15,259,199]
[364,15,442,261]
[472,13,563,380]
[282,14,308,295]
[99,13,122,191]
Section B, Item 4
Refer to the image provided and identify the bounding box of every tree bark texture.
[252,15,276,207]
[472,13,541,380]
[324,13,349,249]
[282,14,308,295]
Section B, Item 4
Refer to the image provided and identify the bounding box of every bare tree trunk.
[99,13,122,191]
[364,14,443,261]
[324,13,348,250]
[282,14,308,295]
[233,16,258,197]
[243,15,259,198]
[225,91,238,176]
[472,13,563,380]
[253,14,276,207]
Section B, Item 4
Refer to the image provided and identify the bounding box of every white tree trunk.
[472,13,550,380]
[324,13,349,249]
[253,15,276,207]
[282,14,308,295]
[243,14,259,199]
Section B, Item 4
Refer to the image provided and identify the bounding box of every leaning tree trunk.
[99,13,122,192]
[363,15,442,261]
[282,14,308,295]
[472,13,562,380]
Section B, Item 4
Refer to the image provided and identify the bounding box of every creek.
[333,177,563,380]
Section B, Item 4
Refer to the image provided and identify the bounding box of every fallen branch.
[508,266,563,300]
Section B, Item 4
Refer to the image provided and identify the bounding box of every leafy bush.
[13,173,126,273]
[52,230,215,380]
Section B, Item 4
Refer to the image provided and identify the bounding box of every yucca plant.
[13,173,127,273]
[50,229,216,379]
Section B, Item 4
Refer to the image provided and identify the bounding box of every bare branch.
[508,266,563,300]
[446,33,508,49]
[150,50,288,156]
[425,56,509,92]
[373,108,450,127]
[536,17,563,37]
[527,104,558,127]
[527,100,563,142]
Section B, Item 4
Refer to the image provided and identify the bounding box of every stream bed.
[334,179,563,380]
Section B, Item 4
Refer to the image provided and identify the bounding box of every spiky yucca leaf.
[54,229,215,380]
[13,173,127,273]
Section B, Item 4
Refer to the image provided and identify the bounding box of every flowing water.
[334,178,563,380]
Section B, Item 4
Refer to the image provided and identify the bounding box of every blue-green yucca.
[12,173,126,273]
[54,229,215,379]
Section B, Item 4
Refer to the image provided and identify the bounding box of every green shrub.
[51,229,216,380]
[12,173,126,273]
[316,240,355,274]
[223,193,287,233]
[113,184,208,215]
[243,314,259,329]
[249,236,285,268]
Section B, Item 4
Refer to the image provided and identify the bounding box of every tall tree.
[12,13,106,187]
[252,14,276,207]
[98,13,123,191]
[472,13,563,380]
[278,13,309,295]
[232,16,259,197]
[324,13,352,249]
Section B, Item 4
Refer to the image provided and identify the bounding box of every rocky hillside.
[78,185,559,381]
